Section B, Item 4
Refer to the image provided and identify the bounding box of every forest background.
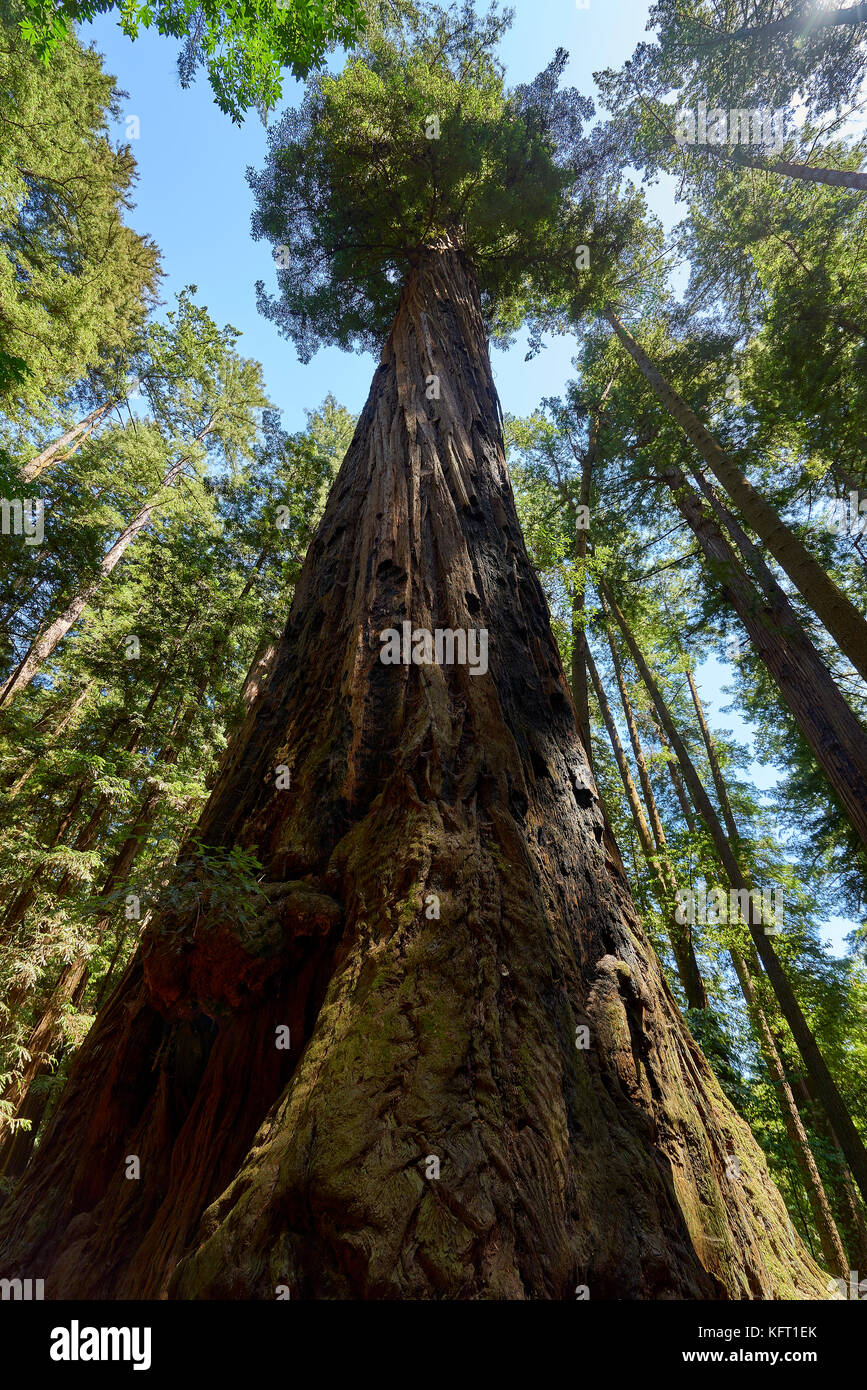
[1,0,866,1283]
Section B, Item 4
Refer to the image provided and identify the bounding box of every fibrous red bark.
[0,243,827,1299]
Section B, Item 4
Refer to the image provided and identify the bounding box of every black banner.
[1,1296,861,1378]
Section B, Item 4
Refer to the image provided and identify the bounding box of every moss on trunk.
[0,245,828,1299]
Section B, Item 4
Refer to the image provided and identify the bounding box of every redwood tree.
[0,11,827,1299]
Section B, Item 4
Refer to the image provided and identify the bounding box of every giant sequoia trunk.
[0,244,827,1299]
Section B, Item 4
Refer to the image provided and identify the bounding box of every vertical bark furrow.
[0,246,827,1300]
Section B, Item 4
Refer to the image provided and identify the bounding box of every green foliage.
[3,0,867,1266]
[0,162,352,1110]
[16,0,367,122]
[509,245,867,1255]
[684,1005,752,1110]
[594,1,867,211]
[0,351,31,394]
[250,1,611,358]
[637,0,867,121]
[155,840,267,936]
[0,1,161,424]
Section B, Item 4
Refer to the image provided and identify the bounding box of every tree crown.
[250,2,603,359]
[16,0,367,122]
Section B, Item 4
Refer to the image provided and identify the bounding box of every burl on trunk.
[0,245,827,1299]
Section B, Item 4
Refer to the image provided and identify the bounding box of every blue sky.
[79,1,852,951]
[84,0,674,431]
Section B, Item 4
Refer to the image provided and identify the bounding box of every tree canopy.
[15,0,367,120]
[249,3,632,357]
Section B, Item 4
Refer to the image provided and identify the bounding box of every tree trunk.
[834,465,867,517]
[0,243,827,1300]
[650,710,696,829]
[570,544,592,764]
[681,669,849,1275]
[0,959,89,1176]
[592,634,707,1010]
[606,308,867,684]
[726,150,867,191]
[604,645,846,1271]
[0,435,209,707]
[728,948,848,1277]
[695,3,867,46]
[0,590,272,1139]
[3,682,95,797]
[21,402,114,483]
[586,648,701,997]
[604,581,867,1208]
[647,453,867,855]
[568,435,596,765]
[0,663,222,1141]
[593,626,846,1271]
[0,559,275,1174]
[684,669,740,842]
[0,640,194,949]
[791,1074,867,1272]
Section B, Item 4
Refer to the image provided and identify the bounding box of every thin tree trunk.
[791,1074,867,1272]
[0,560,275,1158]
[729,948,847,1276]
[0,964,89,1185]
[606,308,867,683]
[646,452,867,854]
[593,621,846,1270]
[688,463,787,604]
[21,402,113,484]
[4,682,95,797]
[725,150,867,191]
[1,574,265,1043]
[588,647,708,1008]
[604,615,670,852]
[0,431,211,707]
[834,465,867,514]
[604,581,867,1207]
[0,243,827,1300]
[695,3,867,46]
[649,708,697,829]
[587,648,658,869]
[568,395,611,766]
[0,629,196,945]
[0,686,203,1142]
[684,669,740,842]
[572,472,591,767]
[682,667,849,1274]
[594,630,707,1009]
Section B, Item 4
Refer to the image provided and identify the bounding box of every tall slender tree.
[604,581,867,1205]
[0,10,826,1298]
